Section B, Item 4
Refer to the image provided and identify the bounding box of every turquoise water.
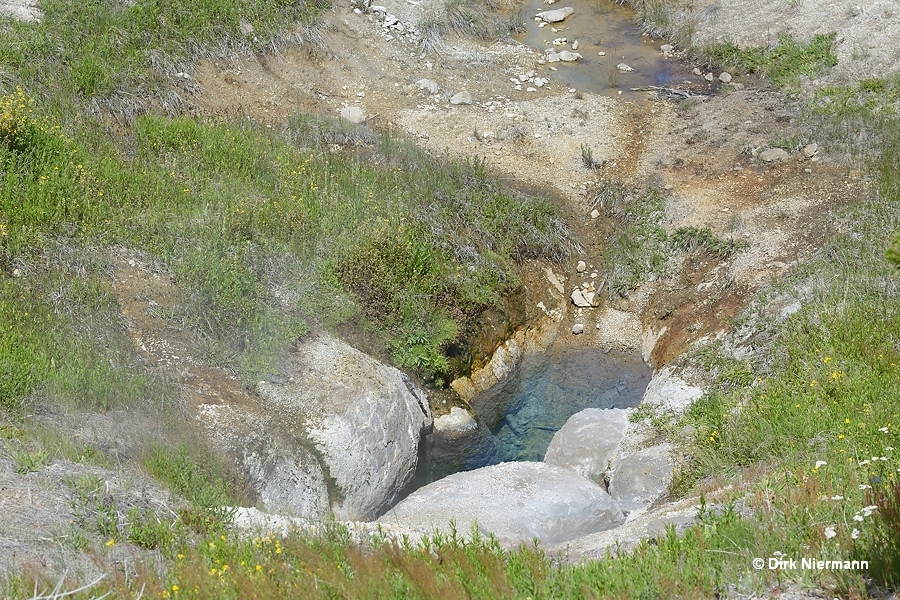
[414,347,651,486]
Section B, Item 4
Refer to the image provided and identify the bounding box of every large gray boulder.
[608,443,674,514]
[641,367,703,414]
[377,462,624,545]
[196,402,331,520]
[543,408,631,483]
[259,334,432,520]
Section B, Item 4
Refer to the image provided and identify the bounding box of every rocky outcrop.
[608,443,674,514]
[377,462,624,546]
[543,408,631,483]
[198,402,331,520]
[641,367,703,414]
[258,334,432,520]
[543,367,704,517]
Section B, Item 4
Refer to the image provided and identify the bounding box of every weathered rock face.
[641,367,703,414]
[197,402,331,520]
[543,408,631,483]
[258,334,432,520]
[433,407,477,438]
[608,443,674,514]
[377,462,624,545]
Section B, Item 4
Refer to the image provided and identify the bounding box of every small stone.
[759,147,791,163]
[802,143,819,158]
[660,44,673,53]
[526,87,537,92]
[558,50,582,62]
[340,105,366,124]
[536,7,574,23]
[590,209,600,219]
[576,260,587,273]
[572,323,585,335]
[571,289,592,308]
[449,91,473,105]
[718,72,732,83]
[730,82,745,90]
[571,40,579,51]
[616,63,634,72]
[692,67,702,76]
[704,72,714,82]
[433,407,477,436]
[597,51,606,56]
[416,78,440,95]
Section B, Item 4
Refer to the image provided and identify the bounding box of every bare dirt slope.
[666,0,900,82]
[186,0,866,368]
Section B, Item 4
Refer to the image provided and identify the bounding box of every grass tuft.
[703,33,838,87]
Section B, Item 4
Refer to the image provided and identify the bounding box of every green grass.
[594,184,751,297]
[661,76,900,593]
[0,0,330,119]
[670,226,749,259]
[0,89,571,406]
[593,181,671,296]
[703,33,838,87]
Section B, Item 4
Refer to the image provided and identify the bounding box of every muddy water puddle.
[412,348,650,488]
[517,0,702,94]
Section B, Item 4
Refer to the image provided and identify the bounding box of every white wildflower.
[824,526,837,539]
[831,495,844,501]
[862,505,878,516]
[859,484,872,490]
[854,515,865,522]
[815,460,828,468]
[879,427,889,433]
[851,529,860,539]
[859,460,871,466]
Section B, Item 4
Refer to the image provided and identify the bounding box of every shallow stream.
[517,0,701,93]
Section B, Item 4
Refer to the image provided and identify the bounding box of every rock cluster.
[380,368,704,547]
[511,70,550,92]
[353,0,423,44]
